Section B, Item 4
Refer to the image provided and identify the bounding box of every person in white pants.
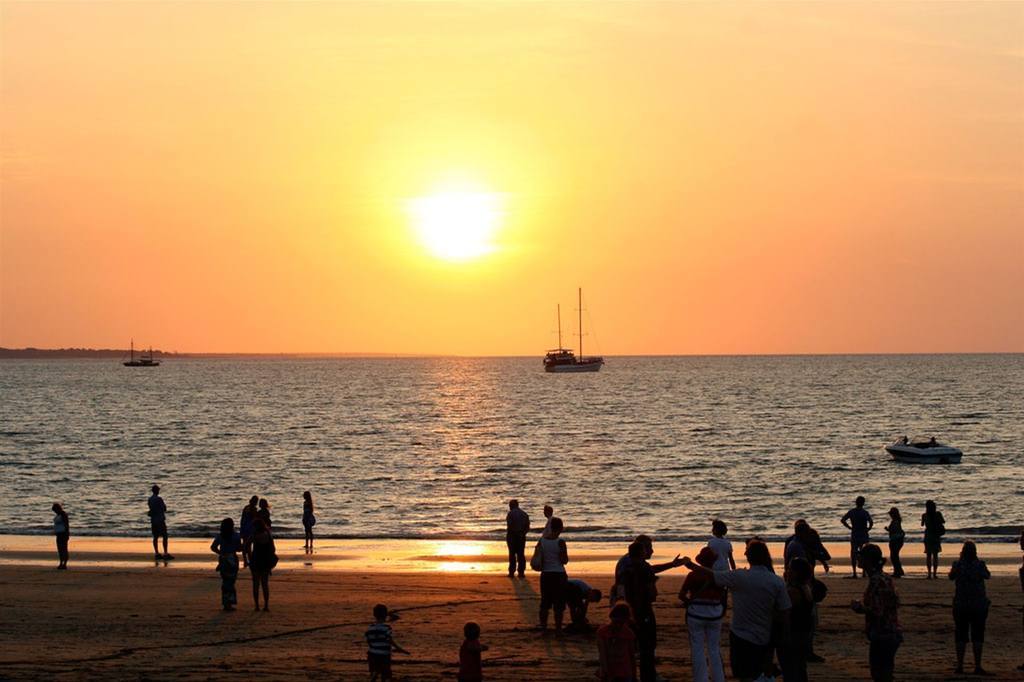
[679,546,726,682]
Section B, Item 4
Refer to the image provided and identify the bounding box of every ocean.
[1,355,1021,543]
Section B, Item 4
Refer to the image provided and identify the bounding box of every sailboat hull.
[545,359,603,373]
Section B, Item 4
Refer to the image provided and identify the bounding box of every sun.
[407,188,503,261]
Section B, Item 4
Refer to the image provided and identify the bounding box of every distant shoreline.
[1,348,1021,360]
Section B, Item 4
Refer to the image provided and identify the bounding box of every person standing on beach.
[679,546,725,682]
[534,516,569,631]
[708,520,736,571]
[258,498,272,528]
[505,499,530,578]
[147,484,173,560]
[52,503,69,569]
[366,603,409,682]
[850,544,901,682]
[541,505,554,538]
[949,540,992,675]
[622,539,669,682]
[682,539,791,682]
[249,518,276,611]
[779,557,814,682]
[921,500,946,579]
[842,496,873,577]
[211,517,242,611]
[612,534,685,604]
[240,495,258,568]
[885,508,905,578]
[302,491,316,552]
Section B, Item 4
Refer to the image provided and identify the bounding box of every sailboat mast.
[578,287,583,360]
[130,339,134,362]
[557,305,563,349]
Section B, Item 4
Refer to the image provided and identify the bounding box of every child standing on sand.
[708,520,736,571]
[597,603,637,682]
[458,621,487,682]
[366,604,408,682]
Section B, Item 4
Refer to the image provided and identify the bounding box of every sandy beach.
[1,537,1022,680]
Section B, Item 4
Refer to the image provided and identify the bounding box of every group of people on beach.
[47,490,1023,681]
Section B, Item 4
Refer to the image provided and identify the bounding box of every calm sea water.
[1,356,1021,542]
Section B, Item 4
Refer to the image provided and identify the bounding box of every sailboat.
[123,339,160,367]
[543,288,604,373]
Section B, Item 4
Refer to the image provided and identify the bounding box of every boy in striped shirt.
[366,604,408,681]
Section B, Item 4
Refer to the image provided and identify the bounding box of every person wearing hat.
[850,544,902,682]
[679,546,726,682]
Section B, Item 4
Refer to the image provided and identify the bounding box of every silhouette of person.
[679,546,726,682]
[148,484,172,560]
[841,496,873,577]
[885,508,905,578]
[622,540,662,682]
[921,500,946,579]
[779,557,814,682]
[240,495,258,568]
[536,516,569,631]
[565,578,602,631]
[950,541,991,674]
[505,499,530,578]
[541,505,554,538]
[258,498,272,528]
[52,503,69,569]
[211,517,242,610]
[458,621,488,682]
[850,544,902,682]
[597,603,637,682]
[302,491,316,552]
[683,539,791,682]
[249,518,276,611]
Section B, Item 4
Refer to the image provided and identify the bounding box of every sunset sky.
[2,2,1022,355]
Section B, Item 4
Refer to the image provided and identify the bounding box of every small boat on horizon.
[123,340,160,367]
[885,436,962,464]
[544,288,604,373]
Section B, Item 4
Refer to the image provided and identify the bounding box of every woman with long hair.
[302,491,316,552]
[679,546,725,682]
[885,508,905,578]
[950,541,991,675]
[249,518,276,611]
[211,517,242,611]
[51,503,69,569]
[921,500,946,579]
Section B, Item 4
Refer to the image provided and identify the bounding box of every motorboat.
[885,436,962,464]
[543,288,604,373]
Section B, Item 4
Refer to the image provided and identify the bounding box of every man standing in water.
[505,499,530,578]
[148,484,173,560]
[842,496,873,578]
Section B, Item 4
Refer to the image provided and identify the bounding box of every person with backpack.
[531,516,568,631]
[679,546,725,682]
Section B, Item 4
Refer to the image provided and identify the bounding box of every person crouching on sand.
[597,603,637,682]
[211,517,242,611]
[458,621,487,682]
[850,544,902,682]
[52,503,69,569]
[366,603,409,682]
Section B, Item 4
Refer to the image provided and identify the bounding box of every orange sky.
[2,2,1022,355]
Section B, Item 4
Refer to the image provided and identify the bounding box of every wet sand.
[1,540,1022,680]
